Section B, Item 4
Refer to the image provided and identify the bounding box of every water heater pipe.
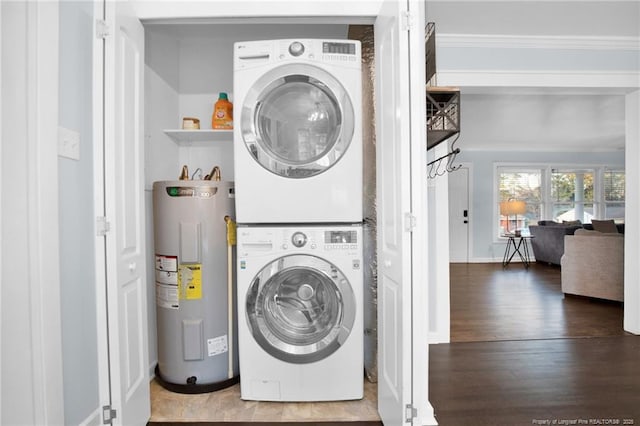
[224,215,236,379]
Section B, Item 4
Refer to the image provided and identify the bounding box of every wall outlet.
[58,126,80,160]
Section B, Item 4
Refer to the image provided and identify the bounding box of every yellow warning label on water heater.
[178,264,202,300]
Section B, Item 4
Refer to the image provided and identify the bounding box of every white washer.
[236,224,363,401]
[233,39,362,223]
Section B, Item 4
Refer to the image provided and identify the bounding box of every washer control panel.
[237,225,361,256]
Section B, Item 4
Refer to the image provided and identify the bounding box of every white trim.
[407,1,436,423]
[466,256,533,264]
[27,2,64,424]
[437,70,640,90]
[624,90,640,335]
[428,331,450,345]
[437,34,640,51]
[0,2,4,420]
[93,0,112,416]
[132,0,382,20]
[431,153,451,345]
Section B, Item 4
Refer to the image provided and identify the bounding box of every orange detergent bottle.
[212,92,233,129]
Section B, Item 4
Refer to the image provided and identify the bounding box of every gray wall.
[58,2,99,424]
[456,150,625,261]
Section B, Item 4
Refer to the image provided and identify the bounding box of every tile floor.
[150,378,380,422]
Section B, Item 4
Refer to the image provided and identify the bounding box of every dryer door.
[240,64,355,178]
[246,254,356,364]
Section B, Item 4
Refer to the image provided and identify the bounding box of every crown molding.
[436,69,640,90]
[437,34,640,51]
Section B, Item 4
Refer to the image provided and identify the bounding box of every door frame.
[0,1,64,423]
[93,0,113,420]
[101,2,436,425]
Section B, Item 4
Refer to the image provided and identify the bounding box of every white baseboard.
[465,256,537,263]
[428,331,450,344]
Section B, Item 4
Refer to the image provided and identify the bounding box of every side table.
[502,234,534,268]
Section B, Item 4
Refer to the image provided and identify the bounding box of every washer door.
[246,254,356,364]
[240,64,355,178]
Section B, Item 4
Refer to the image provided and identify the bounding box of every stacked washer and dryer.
[233,39,364,402]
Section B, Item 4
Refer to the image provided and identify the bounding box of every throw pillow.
[562,220,582,226]
[591,219,619,233]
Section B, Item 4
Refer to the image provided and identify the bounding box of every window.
[495,165,625,238]
[551,169,594,224]
[604,169,625,222]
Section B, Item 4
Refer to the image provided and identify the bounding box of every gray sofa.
[529,220,625,265]
[529,222,582,265]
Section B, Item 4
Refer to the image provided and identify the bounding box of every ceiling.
[426,1,640,38]
[426,1,638,151]
[459,93,626,152]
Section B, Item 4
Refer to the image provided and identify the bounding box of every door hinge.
[401,10,415,31]
[97,216,111,236]
[96,19,110,39]
[405,404,418,422]
[405,212,417,232]
[102,405,117,424]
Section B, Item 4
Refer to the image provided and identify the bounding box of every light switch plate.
[58,126,80,160]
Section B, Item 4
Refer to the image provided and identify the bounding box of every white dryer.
[233,39,362,224]
[236,224,363,401]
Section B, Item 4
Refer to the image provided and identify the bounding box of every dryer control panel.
[234,39,361,70]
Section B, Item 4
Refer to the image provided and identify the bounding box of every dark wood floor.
[449,262,626,342]
[430,263,639,426]
[430,336,640,425]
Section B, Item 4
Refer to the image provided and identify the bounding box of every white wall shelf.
[163,129,233,145]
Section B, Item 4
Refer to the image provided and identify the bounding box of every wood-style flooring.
[449,263,626,342]
[149,263,638,425]
[431,263,637,425]
[430,335,640,425]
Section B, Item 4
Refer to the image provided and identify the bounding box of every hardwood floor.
[450,262,626,342]
[431,263,639,425]
[149,263,638,425]
[430,336,640,425]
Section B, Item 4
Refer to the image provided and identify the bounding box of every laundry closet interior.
[143,18,379,422]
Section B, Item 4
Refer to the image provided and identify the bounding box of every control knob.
[291,232,307,248]
[288,41,305,57]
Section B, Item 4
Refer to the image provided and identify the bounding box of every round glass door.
[241,64,355,178]
[245,254,356,364]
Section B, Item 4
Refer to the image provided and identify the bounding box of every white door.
[103,1,150,424]
[448,167,470,262]
[375,0,436,424]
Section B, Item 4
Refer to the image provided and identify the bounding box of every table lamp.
[500,199,526,235]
